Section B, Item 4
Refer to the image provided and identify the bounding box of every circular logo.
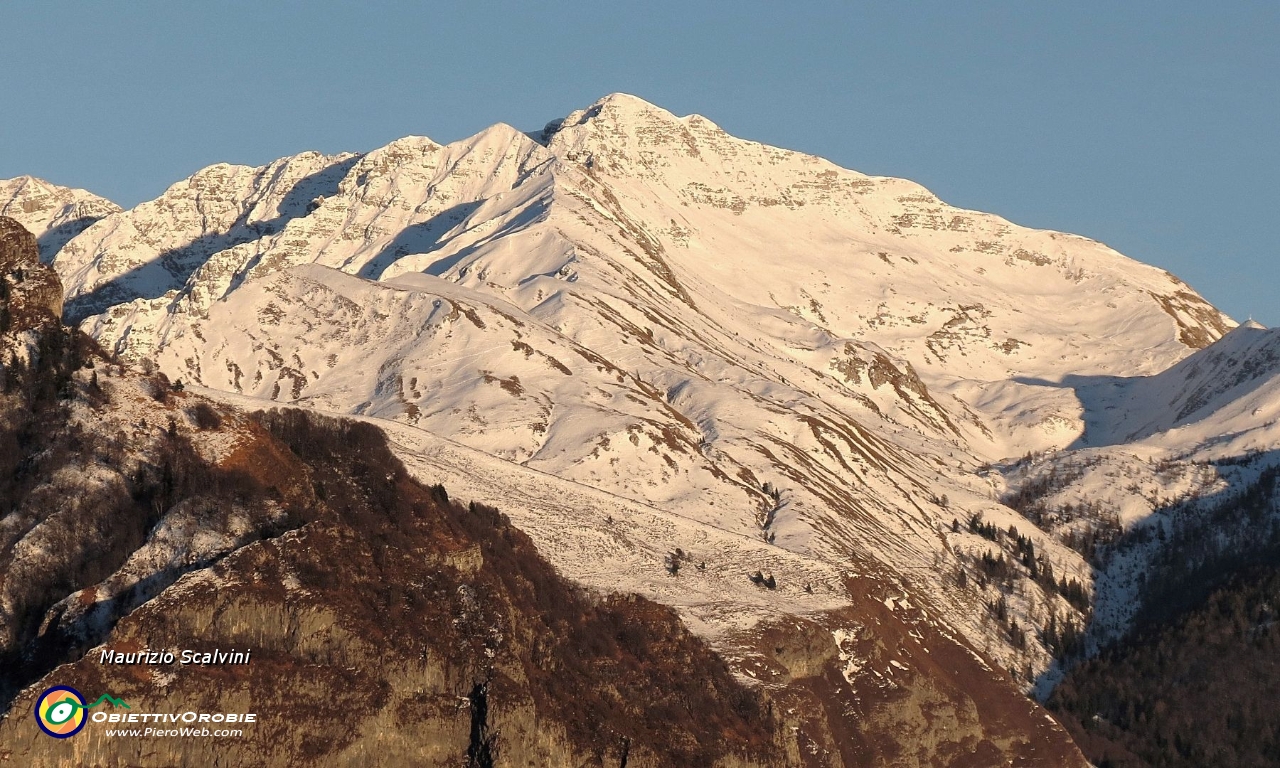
[35,686,87,738]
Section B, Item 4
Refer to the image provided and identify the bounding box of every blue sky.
[3,2,1276,323]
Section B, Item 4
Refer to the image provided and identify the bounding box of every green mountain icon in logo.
[49,693,131,723]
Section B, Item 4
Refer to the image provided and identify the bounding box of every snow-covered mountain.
[0,213,1088,766]
[0,175,120,262]
[6,94,1274,716]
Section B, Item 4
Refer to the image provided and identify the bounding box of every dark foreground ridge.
[0,400,783,765]
[1048,462,1280,768]
[1051,563,1280,767]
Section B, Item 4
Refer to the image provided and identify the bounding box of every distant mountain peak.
[0,176,120,261]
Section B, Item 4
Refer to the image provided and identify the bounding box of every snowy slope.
[22,94,1257,685]
[49,152,357,322]
[0,176,120,262]
[1074,320,1280,453]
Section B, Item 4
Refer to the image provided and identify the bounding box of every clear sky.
[3,2,1276,324]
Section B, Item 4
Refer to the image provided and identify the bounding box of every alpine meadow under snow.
[3,93,1279,765]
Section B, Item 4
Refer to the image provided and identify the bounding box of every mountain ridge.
[2,94,1276,763]
[1,94,1246,658]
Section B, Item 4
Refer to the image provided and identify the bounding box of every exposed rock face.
[0,217,63,332]
[0,218,37,271]
[737,582,1088,767]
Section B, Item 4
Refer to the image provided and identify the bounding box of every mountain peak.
[0,174,118,210]
[538,94,644,142]
[0,176,120,262]
[593,91,666,112]
[558,92,679,132]
[464,120,542,150]
[1215,317,1272,347]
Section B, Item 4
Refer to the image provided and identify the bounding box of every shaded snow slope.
[1073,321,1280,453]
[997,322,1280,649]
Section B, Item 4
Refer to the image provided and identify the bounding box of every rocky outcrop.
[0,218,37,272]
[729,578,1089,768]
[0,217,63,332]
